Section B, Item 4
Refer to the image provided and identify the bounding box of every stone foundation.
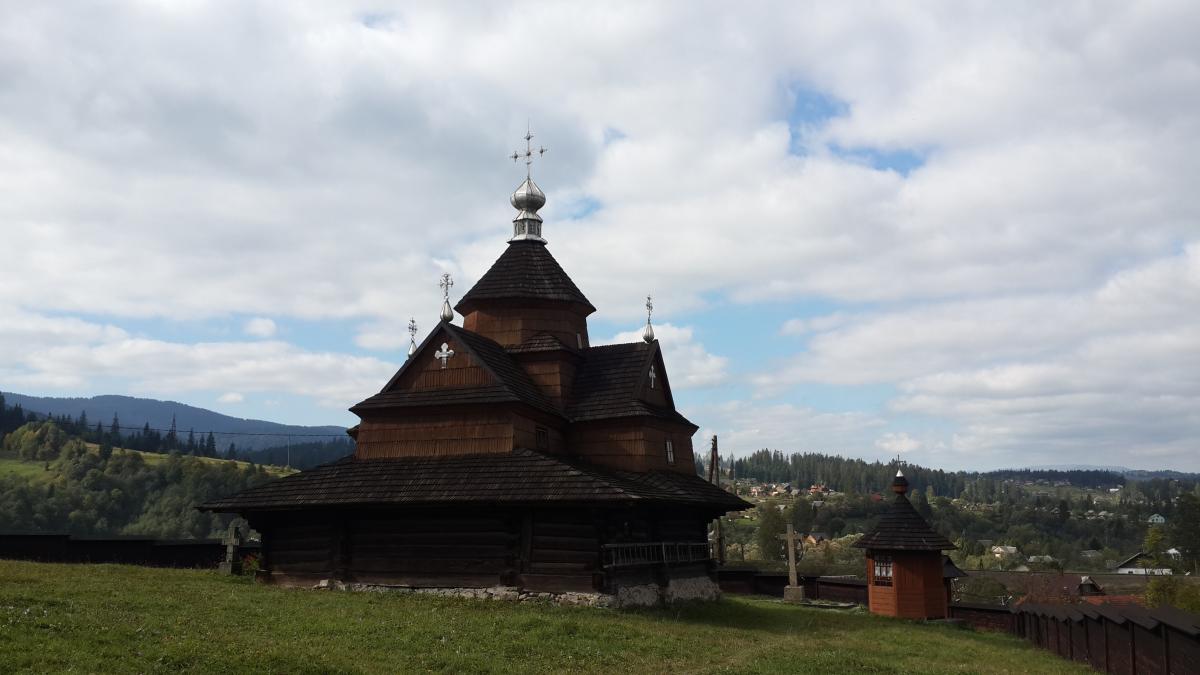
[311,573,722,608]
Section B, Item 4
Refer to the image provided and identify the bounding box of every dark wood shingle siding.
[854,494,956,551]
[200,449,749,513]
[455,241,595,313]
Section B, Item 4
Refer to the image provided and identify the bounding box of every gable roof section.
[853,493,956,551]
[352,323,562,418]
[455,240,595,314]
[200,449,750,513]
[566,341,694,428]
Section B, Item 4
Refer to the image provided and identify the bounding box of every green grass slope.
[0,560,1087,674]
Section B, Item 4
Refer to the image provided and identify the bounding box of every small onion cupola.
[510,177,546,243]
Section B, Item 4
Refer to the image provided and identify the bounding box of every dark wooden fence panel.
[0,533,242,568]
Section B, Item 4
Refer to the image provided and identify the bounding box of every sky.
[1,2,1198,471]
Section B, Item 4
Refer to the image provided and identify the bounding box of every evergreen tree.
[109,413,120,438]
[205,432,217,458]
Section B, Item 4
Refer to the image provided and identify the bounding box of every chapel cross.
[435,342,455,369]
[648,365,657,389]
[407,318,418,358]
[777,523,804,589]
[510,123,547,179]
[439,273,454,299]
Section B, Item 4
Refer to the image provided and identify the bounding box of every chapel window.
[535,426,549,450]
[665,440,675,464]
[873,554,894,586]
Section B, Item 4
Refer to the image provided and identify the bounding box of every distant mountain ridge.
[2,392,346,452]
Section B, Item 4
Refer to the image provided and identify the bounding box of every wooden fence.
[0,532,257,568]
[719,570,1200,673]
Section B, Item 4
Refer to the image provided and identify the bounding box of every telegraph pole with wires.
[708,435,725,564]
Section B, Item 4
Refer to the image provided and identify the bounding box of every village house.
[991,545,1019,559]
[1114,552,1173,576]
[202,153,750,604]
[1147,513,1166,525]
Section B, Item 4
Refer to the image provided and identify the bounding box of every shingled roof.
[566,342,695,428]
[854,474,956,551]
[353,323,563,418]
[455,240,595,314]
[199,449,750,513]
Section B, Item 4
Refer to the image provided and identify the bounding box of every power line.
[100,424,349,439]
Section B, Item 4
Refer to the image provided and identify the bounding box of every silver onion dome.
[510,177,546,212]
[642,322,655,343]
[510,177,547,243]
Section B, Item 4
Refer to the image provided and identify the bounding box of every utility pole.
[709,435,725,564]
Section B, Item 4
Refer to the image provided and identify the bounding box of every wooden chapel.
[854,469,957,619]
[202,148,750,603]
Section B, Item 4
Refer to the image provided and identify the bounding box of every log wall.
[462,304,589,349]
[569,420,696,474]
[354,410,514,459]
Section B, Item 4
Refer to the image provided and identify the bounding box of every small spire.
[642,295,655,343]
[407,318,418,358]
[439,274,454,322]
[509,124,548,243]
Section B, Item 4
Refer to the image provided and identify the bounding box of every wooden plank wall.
[265,519,335,577]
[396,338,493,391]
[518,357,577,407]
[349,513,517,587]
[569,421,695,473]
[512,414,566,453]
[463,306,588,348]
[355,411,514,459]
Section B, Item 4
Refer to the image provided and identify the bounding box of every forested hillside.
[0,393,352,469]
[1,391,348,454]
[0,420,275,538]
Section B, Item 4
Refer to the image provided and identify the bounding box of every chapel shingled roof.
[199,449,750,513]
[853,474,956,551]
[352,323,563,418]
[455,240,595,313]
[566,342,696,428]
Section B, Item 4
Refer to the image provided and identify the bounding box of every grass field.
[0,560,1088,674]
[0,455,49,480]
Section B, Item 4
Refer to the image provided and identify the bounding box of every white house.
[1148,513,1166,525]
[1115,551,1173,575]
[991,545,1019,558]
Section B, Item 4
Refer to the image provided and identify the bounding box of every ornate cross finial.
[439,273,454,322]
[642,294,655,343]
[511,122,547,179]
[406,318,418,358]
[648,364,657,389]
[434,342,455,369]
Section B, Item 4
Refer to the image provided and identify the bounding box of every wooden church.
[854,469,957,619]
[202,144,749,604]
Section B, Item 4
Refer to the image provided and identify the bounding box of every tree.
[205,432,217,458]
[1168,493,1200,574]
[1143,526,1169,570]
[755,503,787,562]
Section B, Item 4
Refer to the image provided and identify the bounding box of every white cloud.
[604,323,728,389]
[243,317,277,338]
[217,392,244,404]
[875,432,921,455]
[1,3,1197,467]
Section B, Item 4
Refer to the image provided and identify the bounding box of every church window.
[665,440,675,464]
[873,554,893,586]
[535,427,549,450]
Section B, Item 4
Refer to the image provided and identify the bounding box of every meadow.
[0,560,1088,674]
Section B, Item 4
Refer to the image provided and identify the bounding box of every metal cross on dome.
[406,318,419,359]
[439,273,453,299]
[510,123,547,179]
[434,342,455,369]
